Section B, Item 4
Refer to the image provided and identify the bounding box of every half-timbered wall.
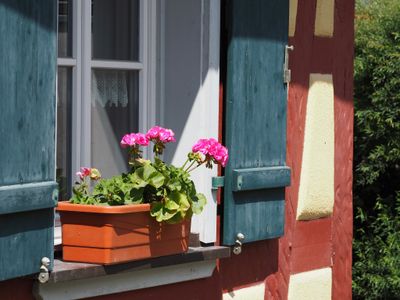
[0,0,354,299]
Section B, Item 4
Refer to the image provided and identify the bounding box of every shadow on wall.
[161,0,214,164]
[219,239,279,291]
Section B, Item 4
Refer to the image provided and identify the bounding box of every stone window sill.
[34,246,230,300]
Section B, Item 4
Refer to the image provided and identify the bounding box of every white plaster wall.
[289,0,298,37]
[315,0,335,37]
[288,268,332,300]
[297,74,334,220]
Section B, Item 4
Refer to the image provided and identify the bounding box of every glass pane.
[57,67,72,199]
[91,69,139,179]
[58,0,73,57]
[92,0,139,61]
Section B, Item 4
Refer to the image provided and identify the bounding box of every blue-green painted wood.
[0,182,58,215]
[0,0,57,281]
[232,167,291,192]
[0,209,54,281]
[212,176,225,189]
[223,0,289,245]
[0,0,56,186]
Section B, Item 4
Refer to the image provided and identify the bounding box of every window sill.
[34,246,230,300]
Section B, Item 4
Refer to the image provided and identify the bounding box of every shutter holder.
[211,176,225,190]
[38,257,50,283]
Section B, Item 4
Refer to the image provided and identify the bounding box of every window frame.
[56,0,221,244]
[57,0,157,189]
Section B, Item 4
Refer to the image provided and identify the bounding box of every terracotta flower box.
[57,202,190,265]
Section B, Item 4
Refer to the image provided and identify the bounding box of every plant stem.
[181,158,190,169]
[184,160,196,172]
[187,161,205,173]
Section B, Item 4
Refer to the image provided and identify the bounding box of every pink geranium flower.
[76,167,91,180]
[120,133,149,148]
[192,138,229,167]
[146,126,176,143]
[133,133,150,146]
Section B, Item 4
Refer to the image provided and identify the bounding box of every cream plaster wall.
[314,0,335,37]
[223,283,265,300]
[297,74,334,221]
[289,0,298,37]
[288,268,332,300]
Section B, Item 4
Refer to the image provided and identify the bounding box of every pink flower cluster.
[120,133,149,148]
[120,126,176,148]
[192,138,229,167]
[146,126,176,143]
[76,167,101,180]
[76,167,91,179]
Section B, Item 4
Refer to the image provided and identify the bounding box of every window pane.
[57,67,72,199]
[58,0,73,58]
[91,69,139,179]
[92,0,139,61]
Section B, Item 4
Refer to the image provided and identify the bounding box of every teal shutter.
[223,0,290,245]
[0,1,57,281]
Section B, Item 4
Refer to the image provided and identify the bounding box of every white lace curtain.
[91,69,129,108]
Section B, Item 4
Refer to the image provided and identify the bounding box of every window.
[57,0,155,199]
[56,0,220,243]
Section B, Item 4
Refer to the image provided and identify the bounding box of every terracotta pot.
[57,202,190,265]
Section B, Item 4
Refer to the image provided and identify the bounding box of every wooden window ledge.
[34,246,230,300]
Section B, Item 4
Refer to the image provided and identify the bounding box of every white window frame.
[56,0,220,244]
[57,0,157,180]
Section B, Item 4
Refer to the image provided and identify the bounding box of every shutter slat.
[0,182,58,215]
[232,167,291,192]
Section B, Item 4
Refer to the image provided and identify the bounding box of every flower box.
[57,126,228,265]
[57,202,190,265]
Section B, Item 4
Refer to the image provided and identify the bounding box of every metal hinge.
[283,45,294,84]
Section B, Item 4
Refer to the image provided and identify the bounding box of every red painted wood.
[291,218,333,273]
[331,0,355,298]
[219,240,278,292]
[293,218,332,248]
[0,278,34,300]
[291,243,332,274]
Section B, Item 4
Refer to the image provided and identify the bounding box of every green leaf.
[165,211,186,224]
[129,172,148,189]
[134,164,165,189]
[191,193,207,214]
[167,179,181,191]
[164,198,180,210]
[125,188,144,205]
[168,191,190,212]
[150,202,163,217]
[150,202,177,222]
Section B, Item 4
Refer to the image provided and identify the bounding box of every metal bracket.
[212,176,225,190]
[38,257,50,283]
[283,45,294,84]
[232,233,245,255]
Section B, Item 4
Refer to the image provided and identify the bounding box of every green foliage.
[71,158,207,224]
[353,195,400,299]
[353,0,400,298]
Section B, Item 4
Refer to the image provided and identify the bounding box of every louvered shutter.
[223,0,290,245]
[0,1,57,281]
